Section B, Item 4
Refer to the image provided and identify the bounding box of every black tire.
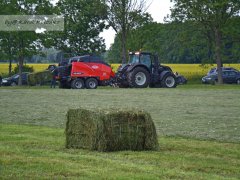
[11,82,17,86]
[161,74,176,88]
[71,78,85,89]
[127,67,150,88]
[237,79,240,85]
[85,78,98,89]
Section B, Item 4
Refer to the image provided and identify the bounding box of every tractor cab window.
[140,54,151,69]
[129,54,139,64]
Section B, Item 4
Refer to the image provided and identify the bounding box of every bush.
[65,108,159,152]
[27,70,52,86]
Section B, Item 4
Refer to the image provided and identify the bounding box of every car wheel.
[71,79,85,89]
[85,78,98,89]
[11,82,17,86]
[237,79,240,85]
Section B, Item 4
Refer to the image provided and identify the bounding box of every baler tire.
[85,78,98,89]
[71,78,85,89]
[127,67,150,88]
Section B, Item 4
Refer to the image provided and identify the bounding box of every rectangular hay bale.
[65,108,159,151]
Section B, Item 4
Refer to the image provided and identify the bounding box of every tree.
[50,0,107,55]
[106,0,152,64]
[0,0,55,85]
[169,0,240,84]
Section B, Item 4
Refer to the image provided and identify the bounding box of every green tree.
[0,0,54,85]
[106,0,152,64]
[169,0,240,83]
[51,0,107,54]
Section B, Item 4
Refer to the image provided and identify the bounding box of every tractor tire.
[127,67,150,88]
[71,78,85,89]
[161,74,176,88]
[85,78,98,89]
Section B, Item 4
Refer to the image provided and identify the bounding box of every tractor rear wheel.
[85,78,98,89]
[71,78,85,89]
[127,67,150,88]
[161,74,176,88]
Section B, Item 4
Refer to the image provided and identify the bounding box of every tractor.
[114,51,177,88]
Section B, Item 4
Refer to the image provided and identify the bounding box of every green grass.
[0,85,240,143]
[0,85,240,179]
[1,124,240,179]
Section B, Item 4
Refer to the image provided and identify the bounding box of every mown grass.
[0,85,240,143]
[0,124,240,179]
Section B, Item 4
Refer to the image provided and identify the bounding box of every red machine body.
[57,55,115,89]
[71,62,115,81]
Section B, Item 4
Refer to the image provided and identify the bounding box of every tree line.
[107,18,240,64]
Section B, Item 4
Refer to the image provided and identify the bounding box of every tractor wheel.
[71,78,85,89]
[127,67,150,88]
[85,78,98,89]
[161,74,176,88]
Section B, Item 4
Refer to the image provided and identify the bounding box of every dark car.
[1,72,29,86]
[207,67,239,76]
[202,70,240,84]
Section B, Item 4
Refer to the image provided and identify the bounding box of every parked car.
[1,72,29,86]
[207,67,239,76]
[202,70,240,84]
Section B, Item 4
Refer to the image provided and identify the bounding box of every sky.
[101,0,173,49]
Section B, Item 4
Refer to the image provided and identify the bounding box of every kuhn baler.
[56,55,115,89]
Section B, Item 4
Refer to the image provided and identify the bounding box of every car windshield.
[129,54,139,64]
[11,74,19,78]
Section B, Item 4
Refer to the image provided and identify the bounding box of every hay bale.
[65,108,159,151]
[27,73,36,86]
[27,70,52,86]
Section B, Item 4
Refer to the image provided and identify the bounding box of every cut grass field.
[0,85,240,179]
[1,124,240,179]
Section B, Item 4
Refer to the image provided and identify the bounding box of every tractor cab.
[129,52,155,69]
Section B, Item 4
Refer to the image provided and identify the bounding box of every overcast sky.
[101,0,173,49]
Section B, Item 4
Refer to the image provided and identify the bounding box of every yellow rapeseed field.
[0,63,57,75]
[1,63,240,81]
